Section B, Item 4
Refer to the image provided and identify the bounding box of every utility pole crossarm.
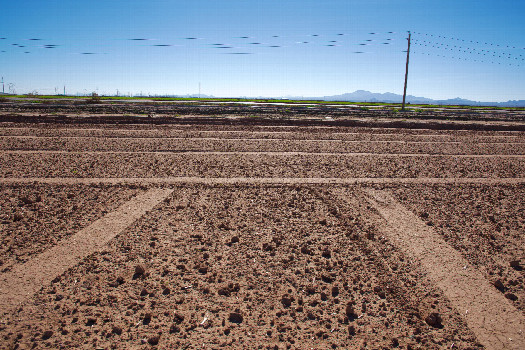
[402,31,411,111]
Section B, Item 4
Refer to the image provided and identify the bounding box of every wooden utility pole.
[402,31,411,111]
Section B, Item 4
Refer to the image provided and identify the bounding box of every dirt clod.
[112,326,122,335]
[172,312,184,324]
[42,330,53,340]
[345,303,357,319]
[321,273,333,283]
[148,335,160,345]
[262,243,274,252]
[134,265,146,276]
[493,279,505,292]
[228,312,243,324]
[20,196,34,205]
[373,286,386,299]
[505,293,518,301]
[169,324,180,334]
[281,297,292,308]
[425,313,443,328]
[510,260,522,271]
[300,246,312,255]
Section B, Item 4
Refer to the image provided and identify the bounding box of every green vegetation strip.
[4,95,524,111]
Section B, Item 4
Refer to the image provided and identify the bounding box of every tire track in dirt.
[2,134,525,143]
[6,135,525,145]
[1,127,523,141]
[1,177,525,185]
[363,188,525,350]
[0,188,173,317]
[3,150,525,158]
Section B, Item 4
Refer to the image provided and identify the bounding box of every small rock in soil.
[228,312,243,324]
[112,326,122,335]
[230,236,239,244]
[425,313,443,328]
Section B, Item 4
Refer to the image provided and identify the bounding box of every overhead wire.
[411,32,523,67]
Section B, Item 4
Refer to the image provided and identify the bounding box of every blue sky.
[1,0,524,101]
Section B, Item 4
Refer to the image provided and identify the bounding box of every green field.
[3,94,524,111]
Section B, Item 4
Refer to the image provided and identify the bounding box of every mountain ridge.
[282,90,525,107]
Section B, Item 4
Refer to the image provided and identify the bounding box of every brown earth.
[0,106,524,349]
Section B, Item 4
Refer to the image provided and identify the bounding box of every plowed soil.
[0,105,524,349]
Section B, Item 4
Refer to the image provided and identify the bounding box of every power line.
[412,32,524,50]
[410,32,523,67]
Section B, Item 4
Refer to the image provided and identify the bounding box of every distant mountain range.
[285,90,525,107]
[5,90,521,107]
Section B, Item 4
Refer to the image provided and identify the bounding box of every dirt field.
[0,106,524,349]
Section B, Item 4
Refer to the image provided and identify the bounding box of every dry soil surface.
[0,119,524,349]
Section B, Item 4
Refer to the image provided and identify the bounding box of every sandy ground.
[0,114,524,349]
